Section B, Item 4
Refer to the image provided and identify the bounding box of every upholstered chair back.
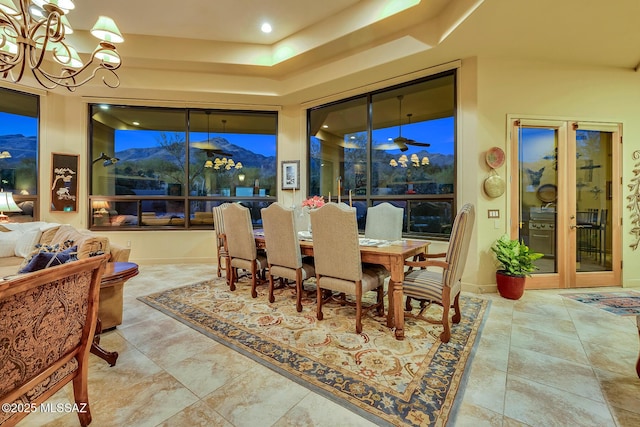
[212,203,231,244]
[261,203,302,270]
[364,202,403,240]
[222,203,257,261]
[310,203,361,282]
[443,203,475,290]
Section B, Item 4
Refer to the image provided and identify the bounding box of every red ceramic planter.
[496,271,526,300]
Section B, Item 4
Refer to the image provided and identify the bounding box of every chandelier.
[205,157,243,171]
[389,153,429,168]
[0,0,124,90]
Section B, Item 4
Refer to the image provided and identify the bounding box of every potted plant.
[491,234,543,300]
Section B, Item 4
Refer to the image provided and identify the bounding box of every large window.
[308,71,456,239]
[0,87,38,222]
[89,105,277,229]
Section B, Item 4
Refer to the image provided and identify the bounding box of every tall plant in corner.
[491,234,543,300]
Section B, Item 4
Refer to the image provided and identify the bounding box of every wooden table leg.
[387,279,395,329]
[91,318,119,367]
[390,261,405,340]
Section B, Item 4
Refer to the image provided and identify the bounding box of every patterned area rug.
[139,278,490,426]
[563,291,640,315]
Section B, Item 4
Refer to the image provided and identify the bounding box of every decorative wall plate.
[484,174,505,198]
[486,147,505,169]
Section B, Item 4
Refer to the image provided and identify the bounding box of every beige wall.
[20,55,640,287]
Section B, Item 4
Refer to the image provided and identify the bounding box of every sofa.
[0,222,131,329]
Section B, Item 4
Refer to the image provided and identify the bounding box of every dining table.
[253,230,429,340]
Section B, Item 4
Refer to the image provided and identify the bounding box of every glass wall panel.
[308,71,456,239]
[309,97,368,199]
[0,87,38,222]
[90,105,277,229]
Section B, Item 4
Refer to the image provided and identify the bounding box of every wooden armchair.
[261,203,315,312]
[402,203,475,343]
[222,203,268,298]
[310,203,385,334]
[0,255,108,426]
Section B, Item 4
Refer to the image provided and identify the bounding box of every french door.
[510,119,621,289]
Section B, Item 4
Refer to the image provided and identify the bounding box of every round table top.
[101,261,139,286]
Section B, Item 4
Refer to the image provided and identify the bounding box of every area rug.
[139,277,490,426]
[563,291,640,316]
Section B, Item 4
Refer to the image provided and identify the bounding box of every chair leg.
[72,374,92,426]
[376,286,384,316]
[217,253,222,277]
[440,287,452,343]
[451,292,461,324]
[251,261,258,298]
[355,282,363,334]
[295,269,303,312]
[316,278,324,321]
[404,297,413,311]
[228,266,236,291]
[268,268,275,303]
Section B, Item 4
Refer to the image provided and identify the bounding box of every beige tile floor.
[16,264,640,427]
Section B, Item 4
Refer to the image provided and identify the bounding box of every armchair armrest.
[109,243,131,262]
[405,258,449,270]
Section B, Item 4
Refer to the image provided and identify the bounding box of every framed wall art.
[281,160,300,190]
[51,153,78,212]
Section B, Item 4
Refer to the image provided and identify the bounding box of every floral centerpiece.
[301,195,325,209]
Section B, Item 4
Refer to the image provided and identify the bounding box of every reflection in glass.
[575,129,612,272]
[0,87,38,222]
[518,127,558,274]
[308,71,456,238]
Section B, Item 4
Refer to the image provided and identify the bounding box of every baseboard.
[462,282,497,294]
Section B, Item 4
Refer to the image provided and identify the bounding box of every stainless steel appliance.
[529,208,556,257]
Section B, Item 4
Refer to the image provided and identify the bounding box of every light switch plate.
[488,209,500,218]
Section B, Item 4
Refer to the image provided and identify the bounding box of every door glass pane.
[575,129,612,272]
[518,127,558,274]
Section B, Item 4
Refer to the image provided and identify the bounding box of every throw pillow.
[18,245,78,274]
[0,231,20,257]
[19,240,75,270]
[0,225,10,232]
[14,228,44,258]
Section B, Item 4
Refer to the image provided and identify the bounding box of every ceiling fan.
[191,114,234,157]
[391,95,431,152]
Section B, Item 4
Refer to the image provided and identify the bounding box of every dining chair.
[212,203,231,279]
[310,203,385,334]
[402,203,475,343]
[222,203,268,298]
[261,203,315,312]
[364,202,403,241]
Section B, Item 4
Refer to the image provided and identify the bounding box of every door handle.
[570,224,586,229]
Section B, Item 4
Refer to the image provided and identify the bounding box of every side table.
[91,261,139,366]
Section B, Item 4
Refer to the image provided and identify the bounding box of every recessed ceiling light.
[99,105,109,110]
[261,22,272,33]
[132,121,140,126]
[322,125,328,128]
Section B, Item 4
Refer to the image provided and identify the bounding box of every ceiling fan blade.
[406,140,431,147]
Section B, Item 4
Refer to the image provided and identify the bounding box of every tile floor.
[16,264,640,427]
